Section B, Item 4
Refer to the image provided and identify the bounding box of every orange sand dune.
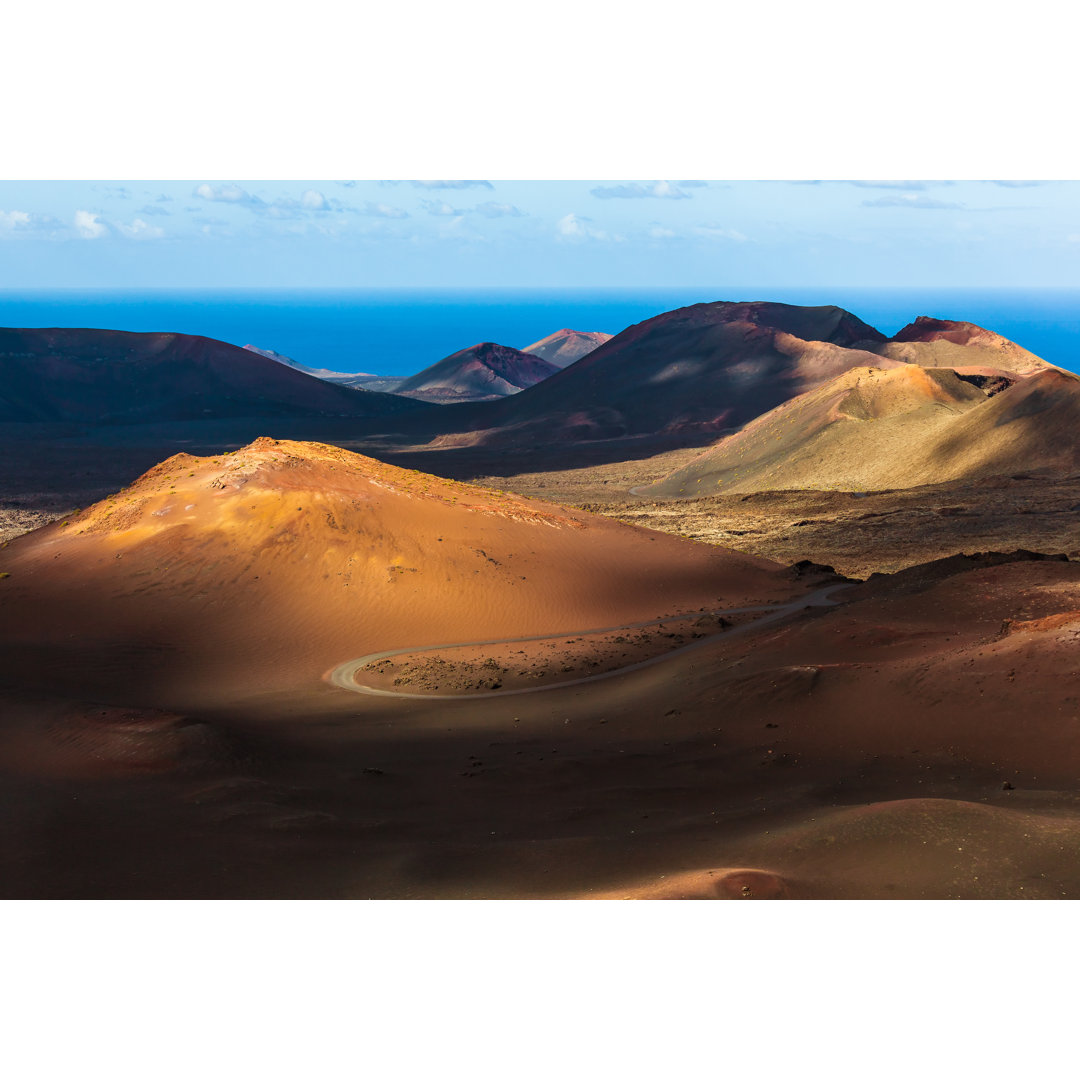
[0,437,793,706]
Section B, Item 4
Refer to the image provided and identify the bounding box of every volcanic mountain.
[393,342,561,403]
[0,328,424,424]
[873,316,1053,376]
[427,301,895,445]
[522,328,612,369]
[0,437,792,704]
[642,365,1080,497]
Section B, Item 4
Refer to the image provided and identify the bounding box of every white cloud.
[74,210,107,239]
[422,199,459,216]
[194,183,264,207]
[300,189,328,210]
[557,213,608,240]
[359,202,409,218]
[590,181,693,200]
[411,180,493,190]
[847,180,931,191]
[116,217,165,240]
[558,213,586,237]
[648,225,676,239]
[423,199,523,218]
[473,202,524,218]
[862,194,964,209]
[0,210,31,230]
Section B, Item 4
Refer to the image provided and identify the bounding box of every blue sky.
[1,179,1078,288]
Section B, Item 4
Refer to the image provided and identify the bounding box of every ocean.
[1,287,1078,376]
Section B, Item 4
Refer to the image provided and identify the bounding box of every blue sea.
[1,287,1079,376]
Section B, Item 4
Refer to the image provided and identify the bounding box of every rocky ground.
[579,474,1080,578]
[361,612,741,695]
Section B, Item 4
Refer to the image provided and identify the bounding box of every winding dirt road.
[327,583,853,701]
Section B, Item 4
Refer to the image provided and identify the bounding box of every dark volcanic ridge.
[407,301,1053,449]
[393,341,561,403]
[0,327,428,424]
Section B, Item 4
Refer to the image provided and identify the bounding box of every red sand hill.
[393,342,561,403]
[0,438,791,704]
[0,327,424,423]
[521,329,612,369]
[876,316,1052,376]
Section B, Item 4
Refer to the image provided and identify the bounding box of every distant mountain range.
[1,306,1066,490]
[416,301,1059,448]
[0,329,426,424]
[245,328,611,403]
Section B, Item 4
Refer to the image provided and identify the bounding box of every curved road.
[328,582,853,701]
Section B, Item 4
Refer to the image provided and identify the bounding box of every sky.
[2,179,1080,289]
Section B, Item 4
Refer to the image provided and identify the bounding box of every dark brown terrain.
[0,327,424,423]
[4,448,1080,898]
[416,301,895,447]
[5,302,1080,899]
[393,342,560,403]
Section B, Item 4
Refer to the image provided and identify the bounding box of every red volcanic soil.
[521,329,612,369]
[422,301,897,446]
[388,303,1053,453]
[0,327,425,423]
[878,315,1052,376]
[568,550,1080,900]
[642,364,989,496]
[394,342,561,403]
[642,364,1080,498]
[894,315,1029,348]
[0,437,792,707]
[4,453,1080,896]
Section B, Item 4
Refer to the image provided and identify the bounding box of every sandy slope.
[521,329,612,368]
[0,437,791,707]
[643,366,1080,497]
[874,316,1054,375]
[3,462,1080,895]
